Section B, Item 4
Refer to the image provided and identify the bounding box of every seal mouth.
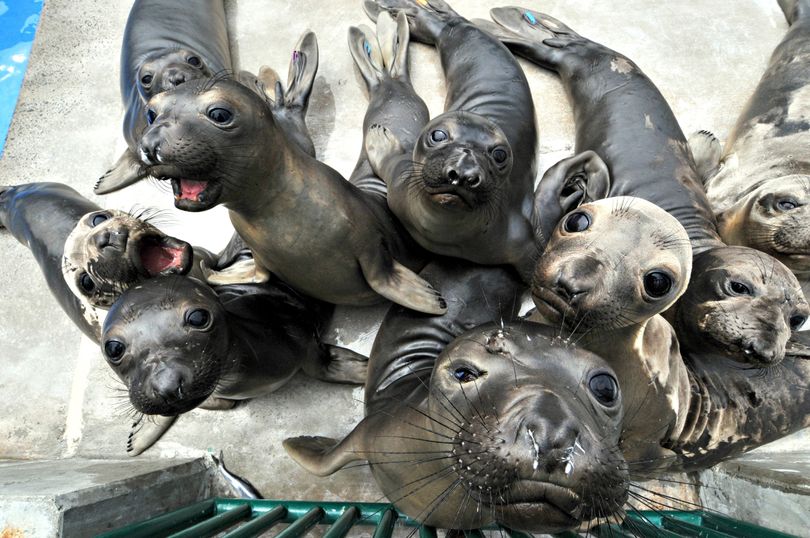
[423,184,476,210]
[168,177,223,212]
[531,287,574,326]
[490,480,582,530]
[137,235,193,277]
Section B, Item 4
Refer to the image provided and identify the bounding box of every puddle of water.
[0,0,43,157]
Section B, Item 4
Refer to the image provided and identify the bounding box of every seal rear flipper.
[688,130,722,184]
[304,344,369,384]
[349,12,411,92]
[533,151,610,246]
[95,150,149,195]
[779,0,810,25]
[472,18,544,61]
[363,0,458,45]
[488,7,582,70]
[359,247,447,315]
[284,419,373,476]
[285,31,319,113]
[127,414,178,457]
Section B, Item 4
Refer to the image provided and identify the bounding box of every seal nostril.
[466,175,482,189]
[447,169,460,183]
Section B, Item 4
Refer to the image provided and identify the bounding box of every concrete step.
[0,457,213,537]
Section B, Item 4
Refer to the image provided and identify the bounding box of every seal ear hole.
[185,308,212,329]
[562,211,590,233]
[79,273,95,294]
[588,373,619,407]
[140,73,153,86]
[104,340,126,363]
[429,129,448,144]
[452,365,482,383]
[187,56,202,68]
[207,107,234,124]
[790,315,807,330]
[90,212,110,227]
[727,280,752,296]
[643,271,673,299]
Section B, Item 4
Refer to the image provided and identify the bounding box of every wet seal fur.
[701,0,810,284]
[94,35,444,315]
[360,0,548,281]
[485,7,809,366]
[103,274,368,455]
[285,260,629,532]
[531,197,693,470]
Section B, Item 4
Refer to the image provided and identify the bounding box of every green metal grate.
[96,498,797,538]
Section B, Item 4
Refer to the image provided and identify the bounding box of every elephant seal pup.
[699,0,810,281]
[486,8,809,366]
[103,274,368,455]
[360,0,545,280]
[285,260,629,532]
[92,74,445,315]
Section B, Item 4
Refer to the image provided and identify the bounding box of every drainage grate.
[95,498,797,537]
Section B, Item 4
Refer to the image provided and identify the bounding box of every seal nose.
[93,229,128,250]
[139,128,163,165]
[165,68,188,88]
[444,152,483,189]
[150,366,186,403]
[519,394,580,475]
[553,257,603,305]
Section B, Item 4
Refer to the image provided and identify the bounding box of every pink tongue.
[179,179,208,200]
[141,244,184,275]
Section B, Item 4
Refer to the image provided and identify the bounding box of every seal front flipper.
[365,124,408,186]
[127,414,178,457]
[533,151,610,246]
[284,418,372,476]
[200,257,270,285]
[688,130,722,184]
[198,396,237,411]
[95,150,149,194]
[359,247,447,315]
[363,0,458,45]
[303,344,369,384]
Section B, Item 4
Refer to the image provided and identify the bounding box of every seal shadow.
[307,75,337,159]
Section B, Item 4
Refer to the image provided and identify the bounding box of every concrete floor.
[0,0,808,532]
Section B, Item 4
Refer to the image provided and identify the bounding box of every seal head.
[102,276,230,416]
[672,246,809,366]
[63,209,193,307]
[135,48,214,101]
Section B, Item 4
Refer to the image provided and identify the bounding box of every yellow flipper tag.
[416,0,429,6]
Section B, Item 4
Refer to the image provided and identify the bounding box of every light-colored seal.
[699,0,810,282]
[360,0,548,280]
[92,75,445,314]
[485,7,809,366]
[285,260,629,533]
[531,196,693,470]
[102,274,368,455]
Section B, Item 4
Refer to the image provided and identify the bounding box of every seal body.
[363,0,540,279]
[284,261,630,532]
[704,0,810,280]
[121,0,231,149]
[0,183,109,339]
[488,8,809,366]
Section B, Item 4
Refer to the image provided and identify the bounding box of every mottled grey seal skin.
[285,261,629,532]
[103,274,368,454]
[702,0,810,281]
[486,7,809,366]
[531,197,693,472]
[93,72,445,314]
[0,183,105,340]
[361,0,542,280]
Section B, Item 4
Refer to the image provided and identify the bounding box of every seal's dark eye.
[91,213,109,227]
[186,308,211,328]
[430,129,448,143]
[207,108,233,124]
[563,212,590,233]
[643,271,672,298]
[187,56,202,67]
[146,109,157,125]
[141,74,153,85]
[777,199,798,211]
[104,340,125,362]
[589,373,619,406]
[790,315,806,330]
[453,366,480,383]
[79,273,95,293]
[729,281,752,295]
[492,148,508,164]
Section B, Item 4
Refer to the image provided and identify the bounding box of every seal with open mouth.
[484,7,809,367]
[284,259,628,532]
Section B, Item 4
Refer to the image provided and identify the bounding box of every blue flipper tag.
[524,11,537,25]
